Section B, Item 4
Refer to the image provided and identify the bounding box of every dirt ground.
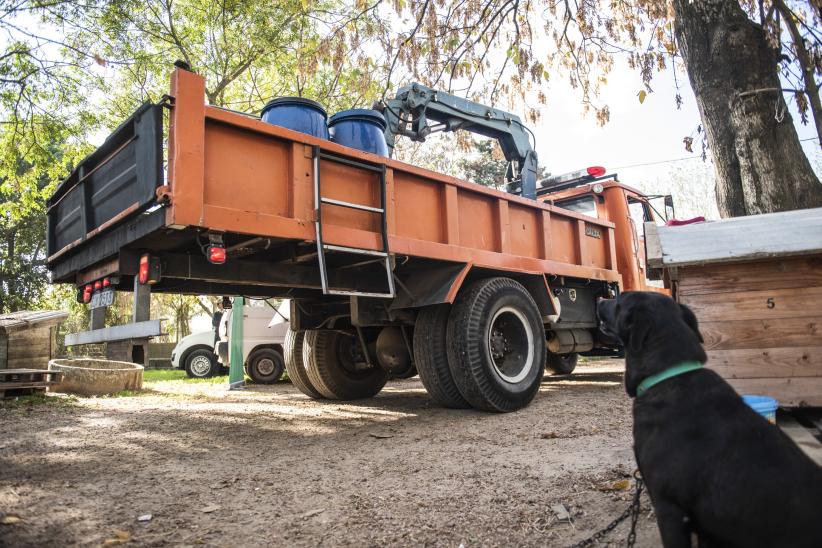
[1,360,664,547]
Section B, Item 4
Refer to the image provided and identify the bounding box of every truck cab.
[544,178,671,293]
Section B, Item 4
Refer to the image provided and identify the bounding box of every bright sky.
[530,63,821,193]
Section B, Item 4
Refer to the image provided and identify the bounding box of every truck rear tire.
[283,329,324,399]
[246,348,285,384]
[413,305,469,408]
[447,277,546,412]
[302,330,388,400]
[546,352,578,375]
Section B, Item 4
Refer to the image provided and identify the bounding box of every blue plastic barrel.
[328,109,389,156]
[261,97,329,139]
[742,394,778,424]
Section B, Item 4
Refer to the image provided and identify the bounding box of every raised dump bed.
[49,358,143,396]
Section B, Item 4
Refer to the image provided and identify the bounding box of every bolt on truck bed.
[47,68,624,409]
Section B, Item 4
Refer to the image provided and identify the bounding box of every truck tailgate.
[46,102,163,273]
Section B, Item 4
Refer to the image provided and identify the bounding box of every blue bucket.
[329,109,388,156]
[742,394,778,424]
[261,97,329,139]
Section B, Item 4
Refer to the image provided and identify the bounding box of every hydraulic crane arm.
[379,83,540,199]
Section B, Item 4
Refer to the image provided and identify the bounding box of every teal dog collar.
[636,362,704,397]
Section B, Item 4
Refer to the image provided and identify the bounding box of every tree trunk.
[673,0,822,218]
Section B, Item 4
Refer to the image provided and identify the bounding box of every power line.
[612,155,705,170]
[613,136,820,171]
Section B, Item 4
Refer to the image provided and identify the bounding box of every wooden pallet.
[0,369,63,399]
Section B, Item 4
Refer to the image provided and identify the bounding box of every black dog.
[597,291,822,548]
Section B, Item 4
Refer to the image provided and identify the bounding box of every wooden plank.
[700,316,822,351]
[681,286,822,322]
[725,377,822,407]
[677,257,822,296]
[7,345,51,360]
[0,369,62,376]
[707,347,822,379]
[0,382,51,390]
[6,357,50,370]
[778,413,822,466]
[648,207,822,268]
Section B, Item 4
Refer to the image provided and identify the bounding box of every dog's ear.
[617,300,651,354]
[679,303,703,343]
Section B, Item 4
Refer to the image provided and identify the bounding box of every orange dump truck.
[47,67,670,412]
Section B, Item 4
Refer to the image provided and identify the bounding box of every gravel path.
[1,360,662,547]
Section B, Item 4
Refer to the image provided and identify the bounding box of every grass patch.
[0,393,78,409]
[144,369,230,384]
[103,389,150,398]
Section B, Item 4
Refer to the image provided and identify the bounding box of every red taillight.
[138,254,161,284]
[207,245,226,264]
[83,284,93,303]
[94,280,103,291]
[586,166,606,177]
[102,278,111,287]
[139,254,149,284]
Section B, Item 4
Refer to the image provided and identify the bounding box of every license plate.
[90,288,115,309]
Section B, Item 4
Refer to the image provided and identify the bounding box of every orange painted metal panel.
[444,185,460,245]
[203,121,291,219]
[540,210,553,260]
[393,171,446,244]
[583,222,608,268]
[319,158,381,233]
[549,218,576,266]
[166,69,621,285]
[509,204,541,259]
[457,192,499,252]
[167,69,206,227]
[497,200,511,254]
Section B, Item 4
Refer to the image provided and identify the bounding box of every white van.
[171,329,221,378]
[215,300,290,384]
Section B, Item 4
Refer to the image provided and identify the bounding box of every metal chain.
[567,471,644,548]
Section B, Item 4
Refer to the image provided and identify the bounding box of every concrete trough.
[48,358,143,396]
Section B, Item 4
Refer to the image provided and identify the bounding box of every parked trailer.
[47,67,665,412]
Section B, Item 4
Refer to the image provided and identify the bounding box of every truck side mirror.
[664,195,675,221]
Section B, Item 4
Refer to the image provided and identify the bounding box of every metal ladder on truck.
[312,146,395,298]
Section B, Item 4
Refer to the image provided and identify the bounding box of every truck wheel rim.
[256,358,276,376]
[487,306,534,384]
[190,355,212,376]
